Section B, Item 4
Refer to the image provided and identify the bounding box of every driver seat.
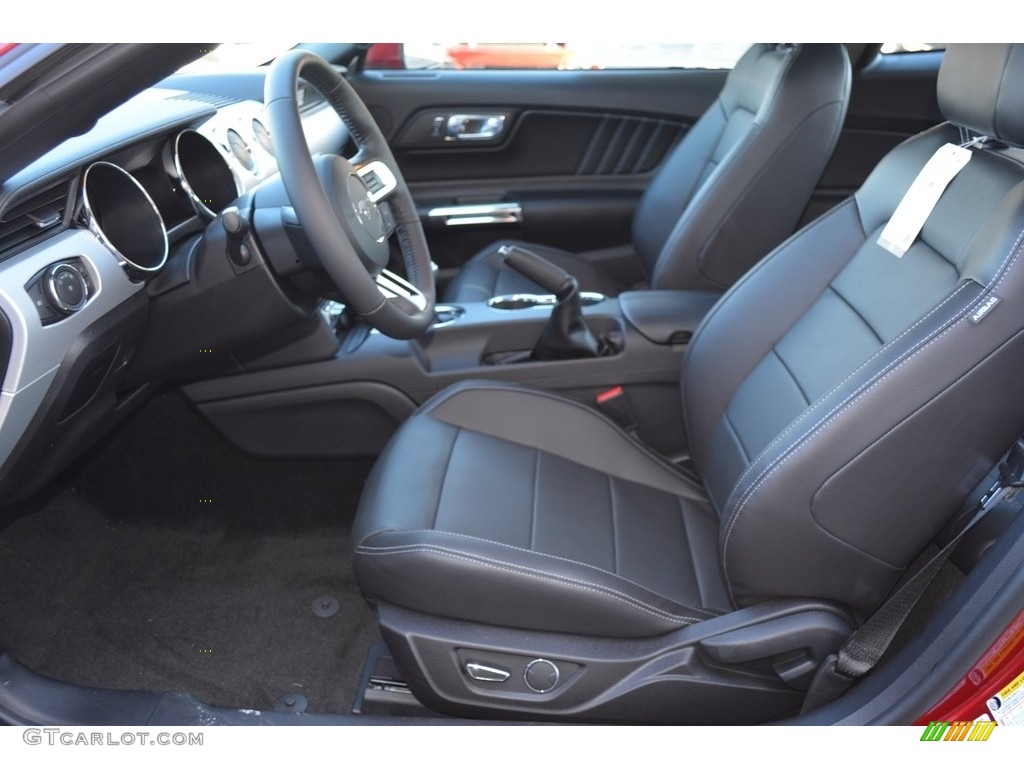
[353,44,1024,723]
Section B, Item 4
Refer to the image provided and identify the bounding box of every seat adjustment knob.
[524,658,560,693]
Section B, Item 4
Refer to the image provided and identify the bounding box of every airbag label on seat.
[878,143,973,258]
[970,295,1001,324]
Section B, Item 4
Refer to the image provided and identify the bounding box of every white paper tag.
[987,669,1024,726]
[877,143,973,258]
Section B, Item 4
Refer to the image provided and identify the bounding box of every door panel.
[350,68,727,273]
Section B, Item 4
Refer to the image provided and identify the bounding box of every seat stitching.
[722,411,751,463]
[360,532,721,617]
[357,544,710,625]
[608,474,619,575]
[771,346,811,406]
[431,427,461,530]
[530,448,539,550]
[721,225,1024,600]
[728,178,1024,504]
[726,221,1024,517]
[828,283,884,345]
[725,281,973,509]
[676,496,707,609]
[723,317,974,584]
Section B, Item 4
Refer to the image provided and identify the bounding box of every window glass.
[880,43,946,54]
[366,43,752,71]
[175,43,297,74]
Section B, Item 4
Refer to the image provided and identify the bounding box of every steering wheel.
[264,50,435,339]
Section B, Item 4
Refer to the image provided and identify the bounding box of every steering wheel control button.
[311,595,340,618]
[524,659,560,693]
[347,175,386,243]
[465,661,511,684]
[44,263,90,314]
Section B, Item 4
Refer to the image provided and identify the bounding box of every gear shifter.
[499,245,601,361]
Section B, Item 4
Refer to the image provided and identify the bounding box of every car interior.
[1,42,1023,727]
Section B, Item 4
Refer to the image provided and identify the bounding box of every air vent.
[0,178,74,257]
[168,91,240,109]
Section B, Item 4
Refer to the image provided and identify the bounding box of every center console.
[182,288,721,459]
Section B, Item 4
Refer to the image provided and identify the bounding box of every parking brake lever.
[499,245,601,361]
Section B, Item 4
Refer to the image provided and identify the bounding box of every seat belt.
[801,440,1024,714]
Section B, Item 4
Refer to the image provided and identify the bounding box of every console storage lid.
[619,290,720,345]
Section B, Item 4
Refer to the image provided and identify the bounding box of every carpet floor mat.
[0,390,380,714]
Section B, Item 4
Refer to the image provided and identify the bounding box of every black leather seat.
[353,44,1024,722]
[443,43,852,303]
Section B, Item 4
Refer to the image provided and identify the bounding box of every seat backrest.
[683,44,1024,617]
[633,43,851,291]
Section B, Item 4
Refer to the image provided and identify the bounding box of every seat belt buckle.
[596,386,640,437]
[979,437,1024,512]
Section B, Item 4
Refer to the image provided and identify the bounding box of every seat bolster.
[351,406,462,546]
[355,529,721,638]
[425,380,706,500]
[442,240,623,303]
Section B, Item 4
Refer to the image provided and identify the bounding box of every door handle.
[444,114,507,142]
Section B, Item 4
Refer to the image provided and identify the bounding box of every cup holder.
[488,292,605,310]
[432,305,465,328]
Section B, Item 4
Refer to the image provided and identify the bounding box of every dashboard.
[0,80,347,501]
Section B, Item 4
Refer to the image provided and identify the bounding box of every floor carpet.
[0,389,380,714]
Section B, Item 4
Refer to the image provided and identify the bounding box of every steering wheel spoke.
[375,269,429,313]
[356,160,398,203]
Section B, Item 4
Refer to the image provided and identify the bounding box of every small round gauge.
[252,118,274,157]
[225,129,255,172]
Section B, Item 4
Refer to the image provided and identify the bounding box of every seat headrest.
[938,44,1024,146]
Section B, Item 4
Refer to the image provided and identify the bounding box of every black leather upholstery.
[443,44,852,302]
[353,380,731,638]
[938,44,1024,146]
[355,45,1024,644]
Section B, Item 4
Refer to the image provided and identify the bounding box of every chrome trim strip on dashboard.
[0,229,146,472]
[81,161,170,279]
[427,202,523,228]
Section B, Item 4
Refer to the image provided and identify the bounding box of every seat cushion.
[442,240,624,303]
[352,380,732,638]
